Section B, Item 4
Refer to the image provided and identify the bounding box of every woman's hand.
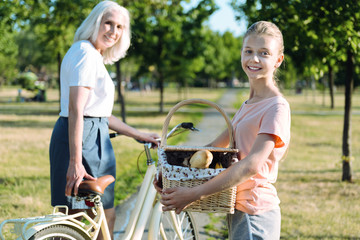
[65,162,96,196]
[160,187,200,214]
[108,115,160,147]
[136,132,160,148]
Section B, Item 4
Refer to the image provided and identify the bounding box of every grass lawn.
[278,89,360,239]
[0,86,359,239]
[0,86,224,223]
[204,88,360,240]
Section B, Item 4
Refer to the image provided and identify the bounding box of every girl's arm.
[161,133,276,214]
[65,86,96,197]
[206,129,230,148]
[108,115,159,146]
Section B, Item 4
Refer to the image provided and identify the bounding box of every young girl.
[159,21,291,239]
[49,1,159,239]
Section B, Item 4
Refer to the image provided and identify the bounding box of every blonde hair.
[244,21,284,55]
[74,0,131,64]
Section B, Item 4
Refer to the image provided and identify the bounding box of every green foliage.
[128,0,218,88]
[0,0,97,85]
[197,29,243,86]
[0,23,18,86]
[231,0,360,87]
[0,0,248,91]
[17,72,39,90]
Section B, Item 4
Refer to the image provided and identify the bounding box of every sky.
[207,0,247,37]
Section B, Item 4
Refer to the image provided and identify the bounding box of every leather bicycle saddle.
[77,175,115,197]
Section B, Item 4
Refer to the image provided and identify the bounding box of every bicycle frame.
[0,123,198,240]
[0,205,98,240]
[0,152,187,240]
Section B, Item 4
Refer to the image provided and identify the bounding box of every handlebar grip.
[180,122,194,129]
[109,133,118,138]
[135,139,147,144]
[135,139,157,149]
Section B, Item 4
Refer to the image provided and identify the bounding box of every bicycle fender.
[148,201,162,240]
[22,221,91,240]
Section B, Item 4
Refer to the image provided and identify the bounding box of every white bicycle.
[0,122,199,240]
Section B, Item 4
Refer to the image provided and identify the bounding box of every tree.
[33,0,94,104]
[0,0,24,87]
[0,21,18,87]
[196,29,243,87]
[128,0,217,113]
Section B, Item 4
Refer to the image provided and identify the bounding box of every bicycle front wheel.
[159,211,198,240]
[29,225,87,240]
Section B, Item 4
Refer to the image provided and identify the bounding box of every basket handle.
[160,98,235,149]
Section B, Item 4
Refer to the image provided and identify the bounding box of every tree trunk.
[341,50,354,182]
[116,61,126,123]
[157,37,164,113]
[159,72,164,113]
[328,65,335,109]
[57,52,61,111]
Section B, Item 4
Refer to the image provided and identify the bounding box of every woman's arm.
[161,133,276,214]
[108,115,159,146]
[65,86,96,197]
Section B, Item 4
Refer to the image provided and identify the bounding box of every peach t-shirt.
[231,96,291,215]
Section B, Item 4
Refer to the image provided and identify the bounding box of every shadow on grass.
[281,168,340,175]
[0,119,56,128]
[119,111,165,117]
[281,235,360,239]
[0,175,50,186]
[279,168,346,184]
[0,106,59,116]
[124,99,181,107]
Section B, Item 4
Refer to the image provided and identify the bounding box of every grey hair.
[74,0,131,64]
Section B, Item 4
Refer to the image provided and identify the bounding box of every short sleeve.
[67,47,98,88]
[259,102,290,148]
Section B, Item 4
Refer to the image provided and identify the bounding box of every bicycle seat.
[77,175,115,197]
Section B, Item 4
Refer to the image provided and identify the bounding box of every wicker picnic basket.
[159,98,238,214]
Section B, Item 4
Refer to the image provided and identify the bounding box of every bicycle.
[0,122,200,240]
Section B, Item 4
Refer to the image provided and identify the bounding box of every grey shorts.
[49,117,116,209]
[227,208,281,240]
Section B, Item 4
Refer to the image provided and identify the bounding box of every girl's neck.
[248,79,281,104]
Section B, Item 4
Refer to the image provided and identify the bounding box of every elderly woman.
[49,1,159,239]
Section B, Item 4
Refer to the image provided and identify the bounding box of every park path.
[113,88,240,240]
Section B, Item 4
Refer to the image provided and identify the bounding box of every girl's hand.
[160,187,199,214]
[153,172,163,194]
[65,162,96,196]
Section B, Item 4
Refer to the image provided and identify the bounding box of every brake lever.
[190,126,200,132]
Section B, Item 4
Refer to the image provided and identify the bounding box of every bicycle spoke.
[158,211,197,240]
[159,222,168,240]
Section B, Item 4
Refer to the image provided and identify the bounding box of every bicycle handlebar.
[180,122,199,131]
[109,132,118,138]
[109,122,199,168]
[109,122,199,145]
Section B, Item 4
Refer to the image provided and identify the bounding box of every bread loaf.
[189,150,213,169]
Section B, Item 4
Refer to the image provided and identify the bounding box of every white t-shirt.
[59,40,115,117]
